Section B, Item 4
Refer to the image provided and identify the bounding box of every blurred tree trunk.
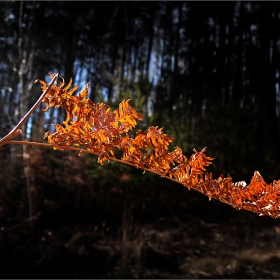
[259,3,280,148]
[16,1,37,218]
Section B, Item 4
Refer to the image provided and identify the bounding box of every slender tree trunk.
[235,1,244,109]
[17,1,36,218]
[146,18,154,75]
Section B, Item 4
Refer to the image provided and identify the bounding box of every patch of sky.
[26,115,32,138]
[149,50,161,86]
[276,70,280,117]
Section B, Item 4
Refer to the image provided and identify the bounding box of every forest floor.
[0,194,280,279]
[0,150,280,278]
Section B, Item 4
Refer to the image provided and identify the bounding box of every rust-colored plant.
[1,72,280,218]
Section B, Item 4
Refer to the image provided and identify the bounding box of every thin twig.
[0,73,59,147]
[6,139,233,208]
[1,211,43,232]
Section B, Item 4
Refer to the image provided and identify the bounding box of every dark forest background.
[1,1,280,278]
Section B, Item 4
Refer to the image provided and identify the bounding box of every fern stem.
[0,73,59,147]
[6,139,232,208]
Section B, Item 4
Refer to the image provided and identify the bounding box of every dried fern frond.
[36,72,280,218]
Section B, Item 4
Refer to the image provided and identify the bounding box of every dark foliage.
[1,1,280,278]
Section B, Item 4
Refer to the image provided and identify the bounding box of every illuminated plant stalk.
[1,72,280,218]
[0,73,59,147]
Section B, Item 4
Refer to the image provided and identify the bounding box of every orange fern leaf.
[36,73,280,219]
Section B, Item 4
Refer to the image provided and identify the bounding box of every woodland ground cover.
[0,148,280,278]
